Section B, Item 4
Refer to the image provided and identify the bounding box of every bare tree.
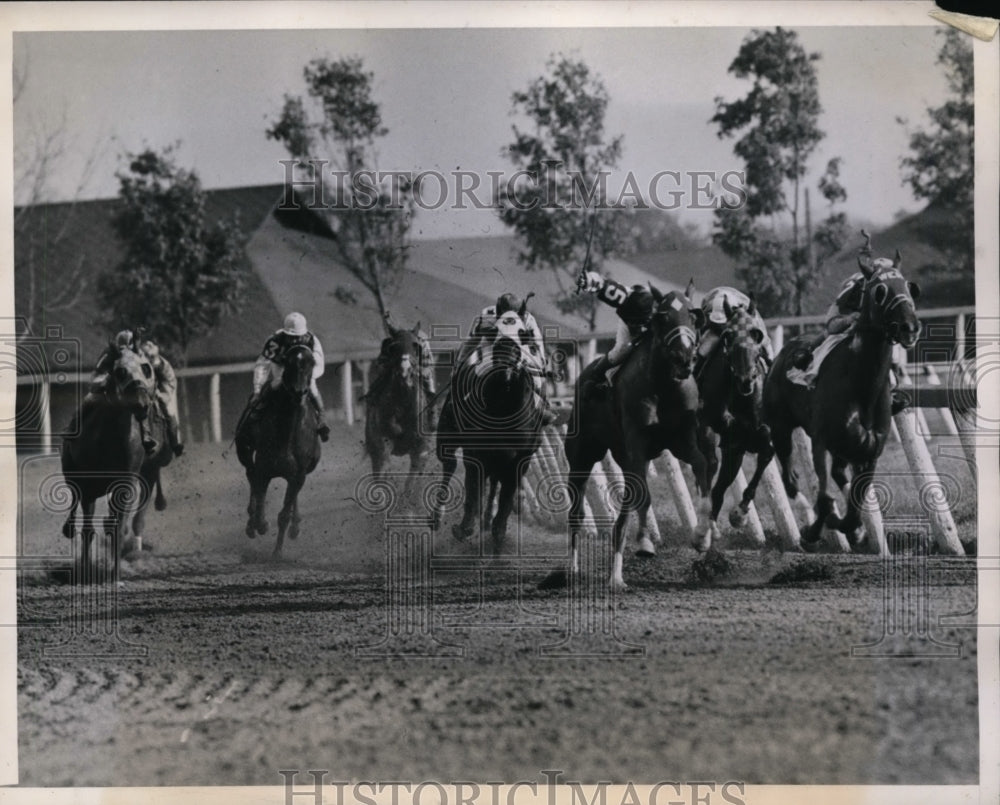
[14,53,110,341]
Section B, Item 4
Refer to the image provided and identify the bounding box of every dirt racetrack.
[16,425,979,787]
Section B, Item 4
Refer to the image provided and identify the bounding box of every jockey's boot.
[168,416,184,456]
[890,389,911,416]
[586,355,612,395]
[310,392,331,442]
[138,417,158,456]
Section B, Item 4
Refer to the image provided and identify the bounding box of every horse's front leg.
[706,440,744,548]
[246,472,269,538]
[669,413,714,551]
[808,440,845,549]
[454,457,481,542]
[432,445,459,531]
[733,431,775,527]
[490,469,518,555]
[275,475,305,557]
[626,460,657,558]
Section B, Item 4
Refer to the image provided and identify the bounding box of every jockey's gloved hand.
[578,271,603,294]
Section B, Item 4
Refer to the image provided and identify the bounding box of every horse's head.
[107,341,154,415]
[857,233,921,348]
[280,344,316,395]
[649,287,700,380]
[491,310,532,384]
[720,298,766,397]
[380,322,426,389]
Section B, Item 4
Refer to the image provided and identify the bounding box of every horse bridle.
[280,344,315,396]
[862,269,919,344]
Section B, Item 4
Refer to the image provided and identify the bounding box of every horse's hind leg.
[246,473,269,538]
[490,470,518,555]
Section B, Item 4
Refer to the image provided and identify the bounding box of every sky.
[12,23,954,240]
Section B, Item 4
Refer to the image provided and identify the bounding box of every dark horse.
[236,344,321,557]
[763,243,920,549]
[60,341,160,579]
[433,303,544,553]
[565,287,709,589]
[695,295,774,550]
[363,317,435,499]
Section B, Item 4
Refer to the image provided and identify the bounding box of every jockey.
[694,286,774,375]
[78,329,158,455]
[786,264,910,414]
[577,271,656,389]
[138,338,184,456]
[249,312,330,442]
[441,292,554,428]
[455,292,546,371]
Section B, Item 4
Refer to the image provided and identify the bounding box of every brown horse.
[236,343,321,557]
[695,296,773,549]
[763,244,920,548]
[60,341,156,579]
[363,318,435,500]
[564,287,709,589]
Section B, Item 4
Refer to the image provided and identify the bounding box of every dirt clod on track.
[16,436,979,787]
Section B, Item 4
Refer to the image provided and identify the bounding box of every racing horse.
[763,238,920,549]
[564,287,710,589]
[695,294,774,550]
[60,340,156,579]
[433,301,545,553]
[236,343,321,557]
[363,315,435,500]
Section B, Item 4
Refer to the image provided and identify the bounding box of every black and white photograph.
[3,2,998,802]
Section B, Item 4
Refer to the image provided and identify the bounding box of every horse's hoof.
[288,524,300,541]
[257,520,269,535]
[451,525,471,542]
[245,524,256,540]
[635,535,657,558]
[538,569,569,590]
[61,524,74,540]
[154,497,167,512]
[729,507,748,528]
[608,578,629,593]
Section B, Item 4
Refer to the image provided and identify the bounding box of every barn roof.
[14,183,692,375]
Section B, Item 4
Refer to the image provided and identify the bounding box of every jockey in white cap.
[250,312,330,441]
[138,338,184,456]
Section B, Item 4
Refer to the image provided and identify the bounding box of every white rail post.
[955,312,966,365]
[894,408,964,555]
[760,460,801,550]
[653,453,698,535]
[341,360,354,426]
[209,372,222,443]
[771,324,784,356]
[40,378,52,453]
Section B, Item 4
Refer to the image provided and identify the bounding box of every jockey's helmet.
[282,312,308,336]
[495,293,522,316]
[115,330,134,349]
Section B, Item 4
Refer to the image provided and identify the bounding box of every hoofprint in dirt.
[15,434,978,786]
[17,548,977,787]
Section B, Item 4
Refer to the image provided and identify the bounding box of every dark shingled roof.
[15,183,689,375]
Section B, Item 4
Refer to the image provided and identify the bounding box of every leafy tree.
[711,27,848,316]
[267,56,414,327]
[899,27,974,277]
[97,146,248,364]
[498,55,632,332]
